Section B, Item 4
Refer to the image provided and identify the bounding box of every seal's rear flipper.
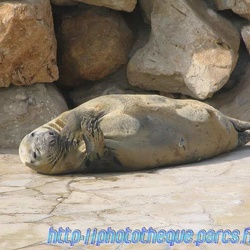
[238,131,250,148]
[227,117,250,147]
[228,117,250,132]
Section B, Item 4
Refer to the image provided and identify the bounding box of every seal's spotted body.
[19,95,250,175]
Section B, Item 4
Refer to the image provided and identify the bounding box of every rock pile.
[0,0,249,148]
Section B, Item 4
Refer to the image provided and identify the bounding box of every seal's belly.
[99,109,238,170]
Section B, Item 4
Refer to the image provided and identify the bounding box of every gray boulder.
[0,84,68,148]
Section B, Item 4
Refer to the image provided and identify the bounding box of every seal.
[19,94,250,175]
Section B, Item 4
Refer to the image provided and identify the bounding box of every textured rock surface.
[57,7,133,87]
[139,0,217,25]
[242,25,250,54]
[214,0,250,20]
[70,67,155,106]
[70,20,154,106]
[0,84,68,148]
[223,40,250,89]
[0,0,58,87]
[1,146,250,249]
[79,0,136,12]
[70,21,153,106]
[139,0,154,24]
[127,0,240,100]
[51,0,137,11]
[207,63,250,121]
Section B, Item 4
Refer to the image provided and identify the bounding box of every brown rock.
[214,0,250,20]
[70,67,155,106]
[0,84,68,149]
[57,7,133,87]
[70,22,153,106]
[127,0,240,100]
[242,25,250,54]
[0,0,58,87]
[207,63,250,121]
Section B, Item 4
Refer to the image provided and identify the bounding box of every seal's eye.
[33,152,37,159]
[49,132,54,136]
[31,132,35,137]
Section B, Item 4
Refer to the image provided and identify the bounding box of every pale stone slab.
[0,147,250,249]
[0,223,51,250]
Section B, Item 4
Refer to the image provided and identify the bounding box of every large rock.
[57,7,133,87]
[51,0,137,12]
[223,39,250,89]
[0,84,68,148]
[0,0,58,87]
[242,25,250,54]
[70,67,155,106]
[214,0,250,20]
[139,0,154,24]
[207,63,250,121]
[70,21,153,106]
[127,0,240,100]
[139,0,217,25]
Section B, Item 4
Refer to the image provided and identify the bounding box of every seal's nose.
[44,131,57,146]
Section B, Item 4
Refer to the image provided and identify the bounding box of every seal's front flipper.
[81,114,105,162]
[60,111,82,144]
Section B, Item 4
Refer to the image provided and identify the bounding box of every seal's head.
[19,127,87,175]
[19,128,62,174]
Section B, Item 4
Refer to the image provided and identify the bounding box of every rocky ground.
[1,146,250,250]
